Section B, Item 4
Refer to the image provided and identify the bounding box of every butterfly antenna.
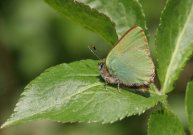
[88,45,101,60]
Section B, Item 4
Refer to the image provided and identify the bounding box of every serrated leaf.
[155,0,193,93]
[45,0,147,45]
[1,59,165,128]
[185,79,193,134]
[148,109,185,135]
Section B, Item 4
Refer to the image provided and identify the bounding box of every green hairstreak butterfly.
[99,26,155,88]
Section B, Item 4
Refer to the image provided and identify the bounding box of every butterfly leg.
[104,78,108,90]
[117,83,120,92]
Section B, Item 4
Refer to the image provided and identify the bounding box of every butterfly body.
[99,63,120,85]
[99,26,155,88]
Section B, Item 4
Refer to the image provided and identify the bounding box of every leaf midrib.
[1,82,103,128]
[162,5,193,93]
[31,82,103,113]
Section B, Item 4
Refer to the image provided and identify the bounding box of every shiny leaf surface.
[155,0,193,93]
[1,60,165,128]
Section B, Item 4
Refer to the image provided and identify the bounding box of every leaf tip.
[1,122,8,129]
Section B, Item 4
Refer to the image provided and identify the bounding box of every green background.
[0,0,192,134]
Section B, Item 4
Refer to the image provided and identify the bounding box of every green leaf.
[148,109,186,135]
[1,60,165,128]
[185,79,193,134]
[155,0,193,93]
[45,0,147,45]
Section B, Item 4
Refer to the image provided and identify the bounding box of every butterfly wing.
[106,26,155,86]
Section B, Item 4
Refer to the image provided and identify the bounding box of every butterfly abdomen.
[99,63,120,85]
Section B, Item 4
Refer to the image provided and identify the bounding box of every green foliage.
[148,110,185,135]
[45,0,147,45]
[185,80,193,134]
[1,0,193,134]
[1,60,166,128]
[155,0,193,94]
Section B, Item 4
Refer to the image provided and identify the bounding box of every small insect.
[90,26,155,91]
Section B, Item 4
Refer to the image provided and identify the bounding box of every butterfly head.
[98,63,104,70]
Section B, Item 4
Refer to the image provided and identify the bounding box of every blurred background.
[0,0,192,134]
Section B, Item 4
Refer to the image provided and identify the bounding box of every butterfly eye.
[98,63,104,70]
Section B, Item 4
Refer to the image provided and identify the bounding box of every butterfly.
[98,26,155,89]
